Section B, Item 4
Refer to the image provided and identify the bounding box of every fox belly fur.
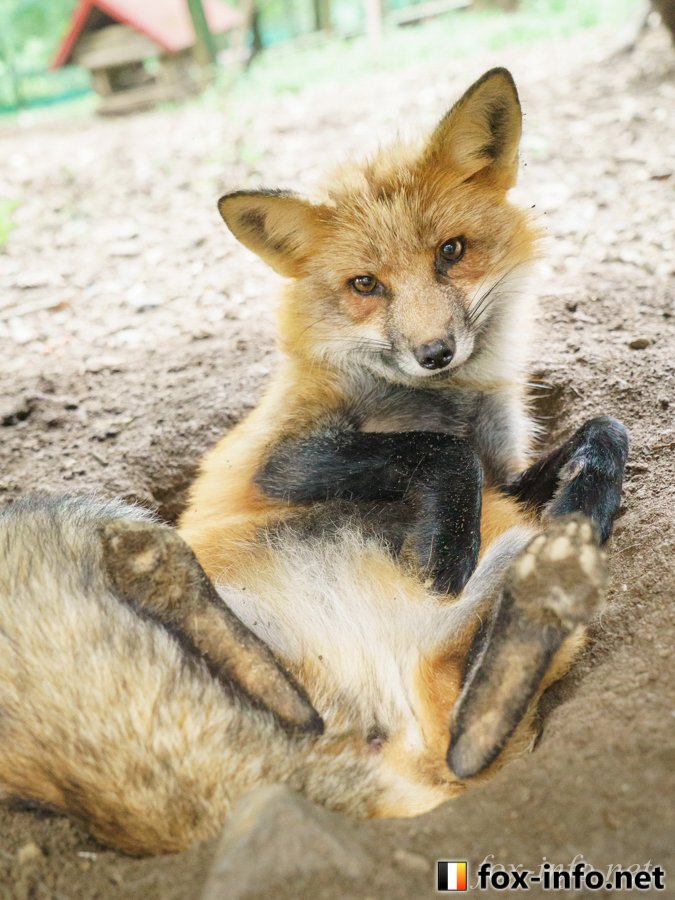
[0,495,548,852]
[0,482,618,854]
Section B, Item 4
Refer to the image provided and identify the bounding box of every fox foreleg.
[256,430,483,594]
[101,519,322,732]
[504,416,629,542]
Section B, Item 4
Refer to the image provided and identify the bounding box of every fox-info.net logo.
[436,861,468,891]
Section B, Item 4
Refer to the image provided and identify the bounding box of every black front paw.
[255,432,353,502]
[408,452,483,595]
[432,541,481,595]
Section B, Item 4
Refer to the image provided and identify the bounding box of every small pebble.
[17,841,44,866]
[628,337,651,349]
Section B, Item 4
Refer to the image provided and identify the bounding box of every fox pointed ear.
[425,68,522,190]
[217,190,329,277]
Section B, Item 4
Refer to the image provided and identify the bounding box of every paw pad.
[507,514,608,628]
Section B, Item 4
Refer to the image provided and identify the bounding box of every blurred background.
[0,0,669,116]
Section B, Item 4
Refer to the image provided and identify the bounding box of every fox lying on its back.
[179,67,628,806]
[0,70,628,855]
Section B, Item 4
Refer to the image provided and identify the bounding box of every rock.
[17,842,44,866]
[0,395,34,426]
[201,785,371,900]
[628,337,651,349]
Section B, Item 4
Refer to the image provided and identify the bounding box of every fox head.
[218,68,539,387]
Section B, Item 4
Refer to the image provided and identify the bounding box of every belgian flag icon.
[437,860,468,891]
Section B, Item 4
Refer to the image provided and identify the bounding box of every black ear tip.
[217,190,252,212]
[217,192,255,228]
[470,67,520,105]
[454,68,520,121]
[482,66,517,87]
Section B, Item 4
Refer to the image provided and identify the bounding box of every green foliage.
[0,0,77,65]
[0,0,85,110]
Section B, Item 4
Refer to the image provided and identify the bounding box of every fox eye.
[350,275,380,295]
[438,237,465,265]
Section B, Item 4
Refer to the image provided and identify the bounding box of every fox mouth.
[373,355,465,387]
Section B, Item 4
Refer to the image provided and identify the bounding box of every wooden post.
[251,4,263,59]
[187,0,217,66]
[653,0,675,41]
[313,0,332,32]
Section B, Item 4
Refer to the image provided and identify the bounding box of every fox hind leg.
[101,519,322,732]
[447,513,607,780]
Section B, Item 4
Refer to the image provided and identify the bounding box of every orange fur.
[480,488,535,549]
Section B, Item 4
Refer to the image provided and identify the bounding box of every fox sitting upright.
[181,68,627,584]
[179,70,628,806]
[0,69,628,856]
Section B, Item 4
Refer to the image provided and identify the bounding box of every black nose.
[414,338,455,370]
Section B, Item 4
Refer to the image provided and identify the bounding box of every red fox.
[178,66,628,801]
[0,69,628,856]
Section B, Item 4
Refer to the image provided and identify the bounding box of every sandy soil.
[0,21,673,900]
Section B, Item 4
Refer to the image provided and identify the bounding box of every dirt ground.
[0,20,674,900]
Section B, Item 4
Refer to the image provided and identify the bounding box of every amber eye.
[438,237,465,264]
[350,275,380,295]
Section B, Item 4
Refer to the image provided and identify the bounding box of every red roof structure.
[53,0,243,68]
